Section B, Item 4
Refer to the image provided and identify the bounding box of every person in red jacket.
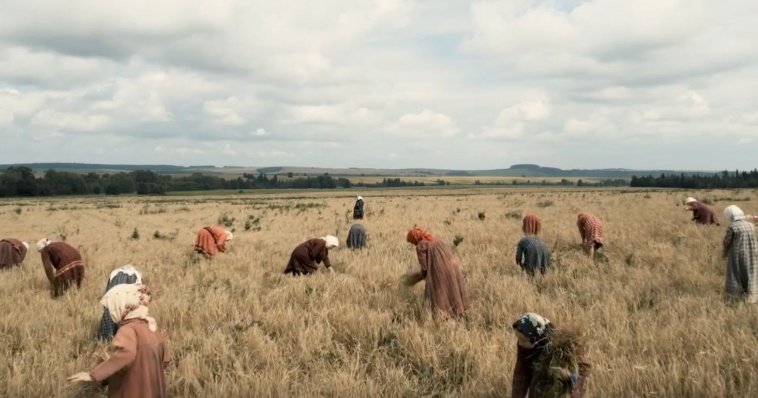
[37,238,84,297]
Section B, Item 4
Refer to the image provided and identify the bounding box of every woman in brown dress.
[402,227,469,319]
[284,235,339,275]
[68,284,170,398]
[37,238,84,296]
[0,238,28,268]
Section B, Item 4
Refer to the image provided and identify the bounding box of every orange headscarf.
[522,213,541,235]
[406,227,435,244]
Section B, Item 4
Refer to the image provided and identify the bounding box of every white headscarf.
[108,265,143,284]
[101,284,157,332]
[36,238,51,252]
[225,231,234,241]
[22,242,29,250]
[685,197,697,204]
[357,196,363,201]
[724,205,745,223]
[321,235,339,249]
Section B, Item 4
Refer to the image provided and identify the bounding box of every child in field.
[516,214,550,276]
[98,265,144,340]
[194,226,233,259]
[511,313,591,398]
[722,205,758,303]
[37,238,84,297]
[402,227,469,319]
[0,238,28,268]
[284,235,339,275]
[69,284,170,397]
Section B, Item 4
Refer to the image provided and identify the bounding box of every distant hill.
[0,162,716,179]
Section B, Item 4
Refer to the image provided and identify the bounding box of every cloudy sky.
[1,0,757,170]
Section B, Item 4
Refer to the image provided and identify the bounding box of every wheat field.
[1,188,757,398]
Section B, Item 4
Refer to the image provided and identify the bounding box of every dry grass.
[1,188,758,397]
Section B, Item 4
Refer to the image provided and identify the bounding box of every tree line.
[630,170,758,189]
[0,167,431,197]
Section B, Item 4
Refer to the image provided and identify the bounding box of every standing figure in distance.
[37,238,85,297]
[403,227,469,319]
[353,196,365,220]
[722,205,758,303]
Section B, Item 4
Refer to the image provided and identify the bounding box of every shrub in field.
[218,213,235,228]
[537,200,555,208]
[13,207,22,214]
[477,211,486,221]
[453,234,464,247]
[505,210,521,219]
[130,228,140,240]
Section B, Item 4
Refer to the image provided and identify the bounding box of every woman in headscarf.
[68,284,170,397]
[284,235,339,275]
[402,227,469,319]
[353,196,365,220]
[576,213,603,258]
[685,197,719,225]
[98,265,144,341]
[37,238,84,297]
[347,223,367,249]
[522,213,541,236]
[722,205,758,303]
[194,226,233,259]
[511,313,591,398]
[516,214,550,276]
[0,238,28,269]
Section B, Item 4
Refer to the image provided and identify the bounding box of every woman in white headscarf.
[284,235,338,275]
[68,284,170,397]
[98,265,144,340]
[722,205,758,303]
[353,196,365,220]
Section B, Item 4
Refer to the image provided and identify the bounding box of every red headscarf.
[406,227,435,244]
[522,213,541,235]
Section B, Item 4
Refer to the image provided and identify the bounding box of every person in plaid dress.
[577,213,603,258]
[98,265,144,340]
[722,206,758,303]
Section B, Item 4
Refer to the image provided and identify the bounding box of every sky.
[1,0,757,170]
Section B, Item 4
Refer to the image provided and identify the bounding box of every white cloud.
[482,99,551,140]
[1,1,758,169]
[392,109,458,137]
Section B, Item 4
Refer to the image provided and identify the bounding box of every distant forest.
[631,170,758,189]
[0,167,429,197]
[2,166,757,197]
